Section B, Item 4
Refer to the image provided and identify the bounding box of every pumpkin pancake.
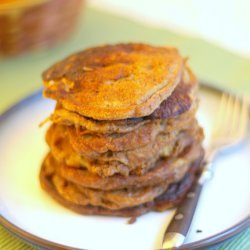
[51,174,169,210]
[49,65,197,134]
[43,43,184,120]
[47,122,203,177]
[47,143,204,190]
[41,146,203,210]
[40,152,203,217]
[67,105,197,155]
[50,103,150,134]
[68,120,164,155]
[39,43,204,218]
[46,101,199,161]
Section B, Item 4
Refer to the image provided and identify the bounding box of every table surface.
[0,5,249,250]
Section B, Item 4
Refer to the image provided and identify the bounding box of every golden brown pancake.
[46,143,203,190]
[49,65,197,134]
[47,121,203,177]
[51,174,169,210]
[40,153,203,217]
[39,43,204,218]
[51,103,150,134]
[67,105,197,155]
[68,120,164,154]
[41,149,204,210]
[43,44,184,120]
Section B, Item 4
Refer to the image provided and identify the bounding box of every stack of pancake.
[40,43,204,217]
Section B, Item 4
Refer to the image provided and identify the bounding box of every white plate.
[0,85,249,250]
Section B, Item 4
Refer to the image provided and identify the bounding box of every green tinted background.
[0,7,250,113]
[0,6,249,250]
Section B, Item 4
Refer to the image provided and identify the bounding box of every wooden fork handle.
[162,164,213,249]
[162,182,203,249]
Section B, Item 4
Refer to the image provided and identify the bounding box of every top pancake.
[43,43,184,120]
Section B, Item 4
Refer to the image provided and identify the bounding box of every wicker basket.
[0,0,83,55]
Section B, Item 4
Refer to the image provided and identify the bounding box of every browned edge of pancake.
[49,70,197,135]
[43,44,184,120]
[51,143,204,190]
[39,153,204,218]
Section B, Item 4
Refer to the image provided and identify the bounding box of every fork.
[162,93,249,249]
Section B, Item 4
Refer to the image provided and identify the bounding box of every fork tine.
[213,93,227,136]
[238,94,249,139]
[212,92,249,143]
[219,93,233,136]
[208,91,249,155]
[230,94,240,136]
[225,93,234,134]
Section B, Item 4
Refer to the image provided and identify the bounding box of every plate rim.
[0,83,249,250]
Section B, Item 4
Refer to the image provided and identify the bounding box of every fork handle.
[162,182,203,249]
[162,164,213,249]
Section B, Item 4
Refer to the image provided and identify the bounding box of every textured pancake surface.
[46,120,203,177]
[45,143,203,190]
[39,43,204,218]
[49,65,197,134]
[43,43,184,120]
[40,153,203,217]
[67,104,197,155]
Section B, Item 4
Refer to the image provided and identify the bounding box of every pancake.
[43,43,184,120]
[51,174,169,210]
[47,122,203,177]
[46,143,204,190]
[40,153,203,217]
[39,43,204,218]
[41,148,203,210]
[49,65,197,134]
[50,103,150,134]
[67,105,197,155]
[68,120,164,154]
[48,127,175,176]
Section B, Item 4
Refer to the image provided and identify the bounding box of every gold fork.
[162,93,249,249]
